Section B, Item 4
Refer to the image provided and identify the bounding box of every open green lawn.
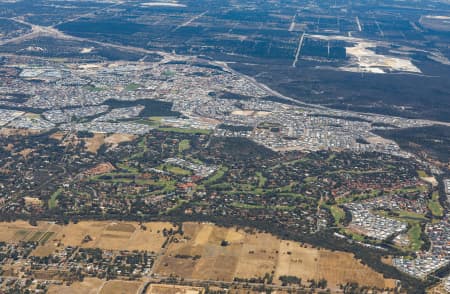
[232,202,295,211]
[162,70,176,77]
[125,83,141,91]
[134,119,159,126]
[375,209,428,224]
[162,164,192,176]
[48,188,63,209]
[186,156,203,165]
[158,127,211,135]
[330,205,346,225]
[396,210,429,222]
[408,223,423,251]
[112,178,135,184]
[326,169,387,176]
[342,229,366,242]
[149,116,165,122]
[304,176,317,183]
[209,183,233,190]
[274,205,296,211]
[238,183,254,191]
[145,179,177,194]
[134,179,155,185]
[332,189,381,205]
[278,192,309,199]
[160,180,177,193]
[90,172,136,184]
[163,199,188,214]
[83,85,105,92]
[178,139,191,153]
[203,166,228,185]
[255,172,267,188]
[128,137,149,159]
[117,163,139,174]
[428,191,444,217]
[326,154,336,162]
[232,202,264,209]
[416,170,429,178]
[391,185,428,195]
[278,182,296,192]
[336,190,381,204]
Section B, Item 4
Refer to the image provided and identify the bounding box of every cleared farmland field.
[154,222,396,290]
[0,221,396,291]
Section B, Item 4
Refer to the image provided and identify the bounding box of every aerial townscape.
[0,0,449,293]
